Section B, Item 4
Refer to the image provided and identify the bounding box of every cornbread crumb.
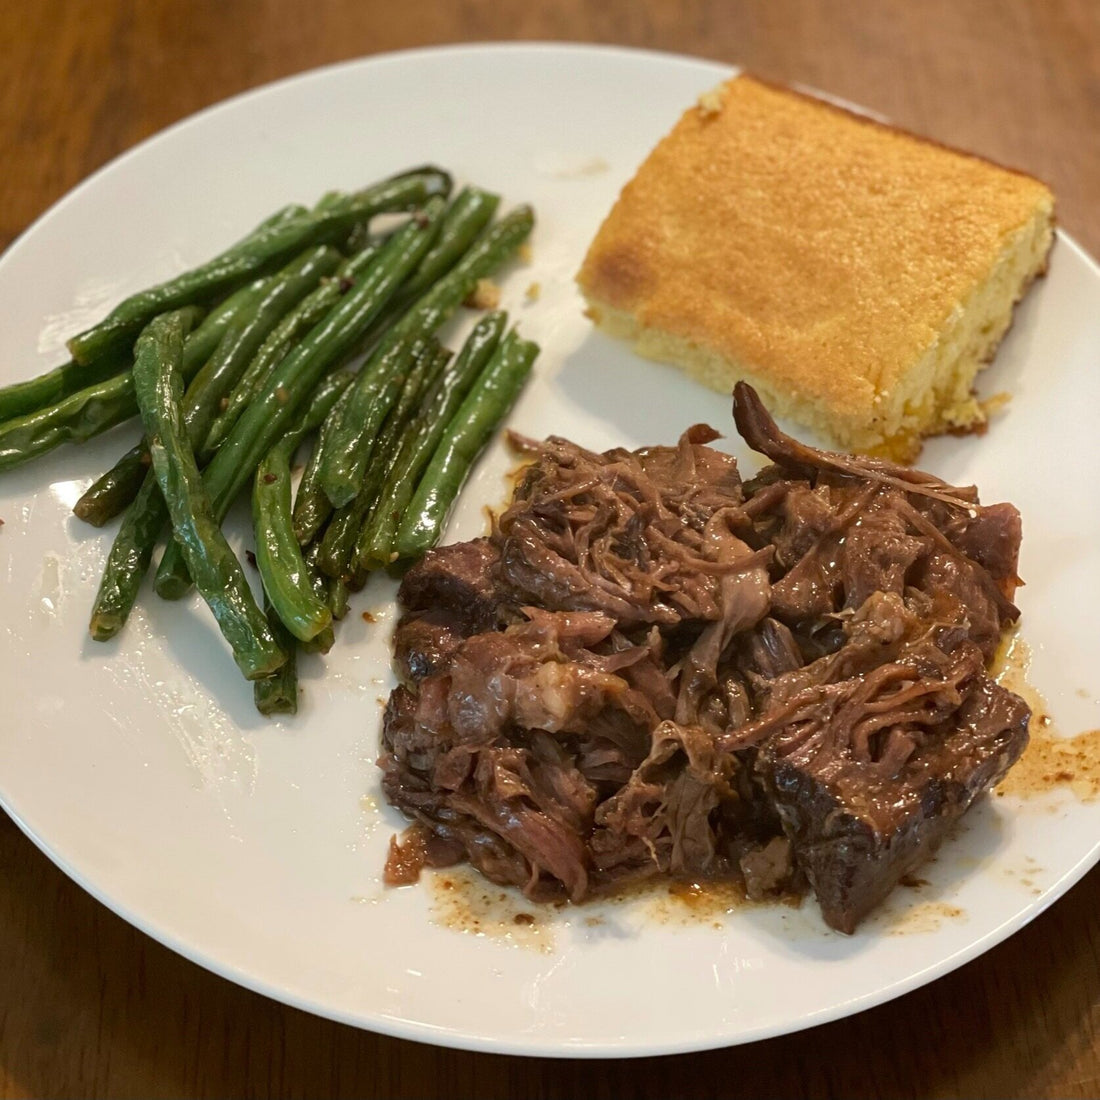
[525,281,542,302]
[696,85,724,116]
[980,392,1012,418]
[465,278,501,310]
[578,74,1055,459]
[518,243,534,263]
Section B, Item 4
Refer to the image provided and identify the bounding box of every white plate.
[1,43,1099,1058]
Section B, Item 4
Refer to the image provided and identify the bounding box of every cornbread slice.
[577,75,1055,460]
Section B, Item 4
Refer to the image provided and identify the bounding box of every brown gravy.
[994,631,1100,801]
[427,868,553,952]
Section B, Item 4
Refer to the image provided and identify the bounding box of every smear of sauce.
[994,632,1100,801]
[427,868,553,952]
[1001,854,1045,897]
[591,876,770,928]
[883,900,966,936]
[647,879,777,929]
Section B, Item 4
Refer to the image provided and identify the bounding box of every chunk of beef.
[763,482,880,622]
[753,653,1030,933]
[495,428,753,627]
[739,836,795,901]
[913,551,1009,660]
[769,540,843,622]
[740,617,804,685]
[947,501,1023,597]
[394,539,508,685]
[380,676,600,902]
[840,503,930,609]
[673,518,772,728]
[398,538,504,629]
[772,482,834,567]
[447,743,595,901]
[392,609,466,684]
[447,630,626,742]
[591,721,736,882]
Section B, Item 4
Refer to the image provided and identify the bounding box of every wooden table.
[2,2,1098,1096]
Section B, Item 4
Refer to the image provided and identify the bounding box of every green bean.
[203,243,382,456]
[391,205,534,341]
[251,385,357,642]
[337,188,500,371]
[185,245,341,445]
[88,284,278,632]
[314,190,381,255]
[86,253,343,639]
[89,370,352,643]
[316,339,448,579]
[329,576,351,621]
[71,278,277,524]
[291,384,354,546]
[361,187,500,344]
[314,505,361,582]
[153,197,447,599]
[394,329,538,560]
[0,352,129,425]
[272,369,354,439]
[300,542,336,653]
[88,472,168,641]
[131,312,285,680]
[315,203,530,510]
[317,333,421,509]
[68,168,452,366]
[253,597,299,716]
[76,243,339,525]
[342,221,374,257]
[357,310,506,570]
[0,306,205,474]
[74,447,151,528]
[286,206,530,538]
[301,624,335,655]
[0,206,303,425]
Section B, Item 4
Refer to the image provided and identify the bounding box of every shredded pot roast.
[378,383,1029,933]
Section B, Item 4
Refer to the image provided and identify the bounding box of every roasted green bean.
[394,328,537,559]
[68,169,452,365]
[131,312,285,680]
[153,195,447,599]
[356,310,506,570]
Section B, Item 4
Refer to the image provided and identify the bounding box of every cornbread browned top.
[577,75,1054,421]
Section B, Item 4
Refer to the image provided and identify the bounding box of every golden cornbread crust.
[577,75,1055,458]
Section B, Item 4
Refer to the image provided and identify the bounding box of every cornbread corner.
[577,75,1055,460]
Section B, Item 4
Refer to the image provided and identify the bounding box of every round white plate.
[1,44,1098,1058]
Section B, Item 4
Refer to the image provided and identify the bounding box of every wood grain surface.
[1,1,1098,1096]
